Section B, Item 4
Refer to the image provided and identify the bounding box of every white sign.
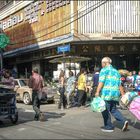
[0,1,43,30]
[1,13,23,30]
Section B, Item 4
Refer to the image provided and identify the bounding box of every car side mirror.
[14,85,20,91]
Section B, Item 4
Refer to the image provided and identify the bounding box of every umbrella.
[118,69,129,76]
[49,56,91,63]
[49,56,91,74]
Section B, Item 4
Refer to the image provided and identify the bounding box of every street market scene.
[0,0,140,139]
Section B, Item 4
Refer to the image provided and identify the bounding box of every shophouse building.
[0,0,140,78]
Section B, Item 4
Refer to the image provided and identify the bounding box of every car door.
[14,80,21,101]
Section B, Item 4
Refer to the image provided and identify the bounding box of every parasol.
[49,56,91,74]
[49,56,91,63]
[118,69,129,76]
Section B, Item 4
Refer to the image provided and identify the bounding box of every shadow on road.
[0,107,66,128]
[0,108,34,128]
[44,112,65,120]
[113,121,130,132]
[113,118,140,131]
[127,119,140,130]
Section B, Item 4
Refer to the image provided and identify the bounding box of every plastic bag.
[129,96,140,121]
[120,91,138,106]
[90,97,106,112]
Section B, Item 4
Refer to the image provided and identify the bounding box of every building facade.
[0,0,140,78]
[74,0,140,71]
[0,0,76,78]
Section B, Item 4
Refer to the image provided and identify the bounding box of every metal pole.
[62,52,65,71]
[25,68,27,79]
[0,48,3,70]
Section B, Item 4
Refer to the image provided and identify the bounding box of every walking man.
[95,57,128,132]
[29,67,44,121]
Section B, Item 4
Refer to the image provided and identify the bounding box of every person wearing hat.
[29,67,44,121]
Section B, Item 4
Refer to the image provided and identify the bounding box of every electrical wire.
[11,0,108,45]
[8,0,94,44]
[28,0,94,35]
[12,0,101,44]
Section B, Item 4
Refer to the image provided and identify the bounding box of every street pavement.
[0,103,139,139]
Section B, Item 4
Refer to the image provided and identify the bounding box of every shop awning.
[3,33,74,58]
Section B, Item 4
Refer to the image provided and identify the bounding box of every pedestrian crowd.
[122,70,140,88]
[1,56,140,132]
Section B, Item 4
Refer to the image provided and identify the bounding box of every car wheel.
[23,92,31,105]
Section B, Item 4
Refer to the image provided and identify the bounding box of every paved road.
[0,103,139,139]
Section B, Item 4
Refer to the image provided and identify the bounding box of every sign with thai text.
[0,0,70,30]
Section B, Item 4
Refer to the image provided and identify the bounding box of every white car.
[14,79,32,105]
[14,79,58,105]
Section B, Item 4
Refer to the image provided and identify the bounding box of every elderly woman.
[65,71,76,108]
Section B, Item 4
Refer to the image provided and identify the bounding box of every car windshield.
[19,80,27,86]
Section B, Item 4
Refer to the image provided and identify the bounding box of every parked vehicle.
[14,79,58,105]
[0,88,18,124]
[14,79,32,105]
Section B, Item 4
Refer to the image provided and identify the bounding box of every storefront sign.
[107,45,114,52]
[94,45,101,53]
[0,1,70,30]
[57,44,70,53]
[1,13,24,30]
[132,45,138,51]
[82,45,89,53]
[46,0,70,13]
[0,1,43,30]
[24,1,43,24]
[120,45,125,52]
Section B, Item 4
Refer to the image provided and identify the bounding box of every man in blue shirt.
[91,67,100,99]
[93,67,100,87]
[95,57,128,132]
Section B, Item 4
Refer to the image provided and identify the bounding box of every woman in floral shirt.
[65,71,76,108]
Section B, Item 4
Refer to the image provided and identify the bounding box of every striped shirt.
[99,65,121,101]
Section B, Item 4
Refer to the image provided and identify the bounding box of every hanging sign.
[0,33,10,48]
[57,44,70,53]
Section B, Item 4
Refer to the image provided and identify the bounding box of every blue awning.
[3,33,74,58]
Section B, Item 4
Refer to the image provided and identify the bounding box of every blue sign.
[57,44,70,53]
